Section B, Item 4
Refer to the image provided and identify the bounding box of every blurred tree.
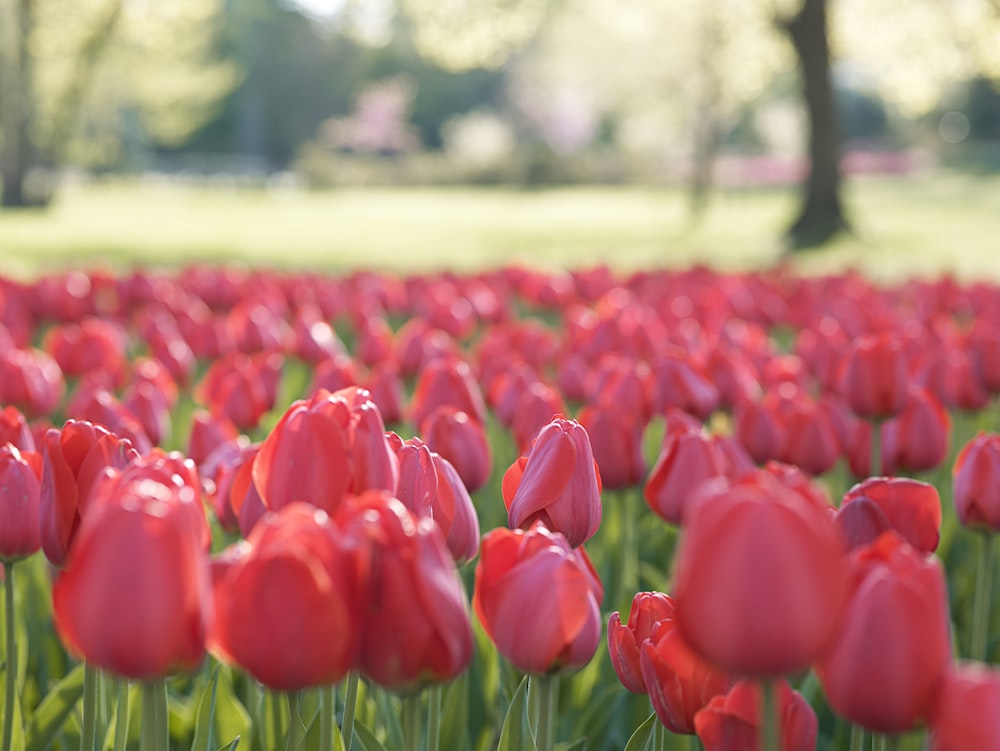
[177,2,503,169]
[0,0,235,207]
[400,0,1000,247]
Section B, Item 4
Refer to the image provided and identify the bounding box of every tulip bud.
[815,532,951,733]
[474,524,603,675]
[0,444,42,563]
[953,433,1000,531]
[607,591,676,694]
[673,471,847,676]
[503,416,602,548]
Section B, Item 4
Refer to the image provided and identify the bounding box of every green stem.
[760,679,779,751]
[870,418,882,477]
[621,489,638,612]
[342,672,360,751]
[972,533,995,661]
[285,691,302,751]
[687,731,700,750]
[82,661,98,751]
[113,680,130,751]
[2,563,16,751]
[141,679,168,751]
[534,674,558,751]
[850,725,865,751]
[426,684,442,751]
[403,692,422,751]
[320,684,335,751]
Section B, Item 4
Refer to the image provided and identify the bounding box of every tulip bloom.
[209,503,362,690]
[40,420,139,567]
[0,444,42,563]
[253,387,398,515]
[815,532,951,733]
[694,679,818,751]
[673,471,847,676]
[52,479,210,680]
[644,427,726,525]
[881,386,950,475]
[503,416,602,548]
[420,407,492,493]
[336,492,473,691]
[474,524,603,675]
[640,617,734,734]
[607,591,677,694]
[953,433,1000,531]
[578,404,646,490]
[0,405,35,452]
[839,334,909,419]
[929,664,1000,751]
[409,356,488,428]
[386,432,480,564]
[841,477,941,554]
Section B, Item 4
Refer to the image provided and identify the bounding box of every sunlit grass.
[1,171,997,280]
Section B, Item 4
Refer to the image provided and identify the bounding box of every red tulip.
[421,407,492,493]
[209,503,362,690]
[195,352,281,431]
[578,403,646,490]
[253,387,399,515]
[52,474,210,680]
[841,477,941,553]
[40,421,139,567]
[644,427,726,526]
[673,471,847,676]
[43,318,127,387]
[429,451,480,564]
[694,679,818,751]
[953,433,1000,531]
[384,432,480,563]
[815,532,951,733]
[66,382,153,454]
[607,591,677,694]
[0,405,35,452]
[511,382,567,453]
[839,334,909,419]
[650,353,720,420]
[835,497,892,552]
[474,523,603,674]
[929,664,1000,751]
[410,356,487,428]
[734,397,784,466]
[640,616,734,734]
[187,409,239,468]
[336,492,473,690]
[365,362,404,426]
[881,386,950,475]
[0,444,42,563]
[774,388,840,476]
[0,347,65,418]
[503,415,602,548]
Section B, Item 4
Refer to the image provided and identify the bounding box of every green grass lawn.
[1,171,997,280]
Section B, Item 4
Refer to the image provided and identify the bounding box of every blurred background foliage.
[0,0,998,247]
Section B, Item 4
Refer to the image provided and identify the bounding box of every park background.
[0,0,998,278]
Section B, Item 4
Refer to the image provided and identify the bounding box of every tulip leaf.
[23,662,85,751]
[622,713,657,751]
[496,675,536,751]
[192,663,222,751]
[185,665,250,751]
[216,738,241,751]
[440,675,470,751]
[350,720,388,751]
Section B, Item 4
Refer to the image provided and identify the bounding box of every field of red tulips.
[0,264,998,751]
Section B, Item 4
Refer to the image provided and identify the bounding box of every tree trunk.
[0,0,36,207]
[782,0,849,248]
